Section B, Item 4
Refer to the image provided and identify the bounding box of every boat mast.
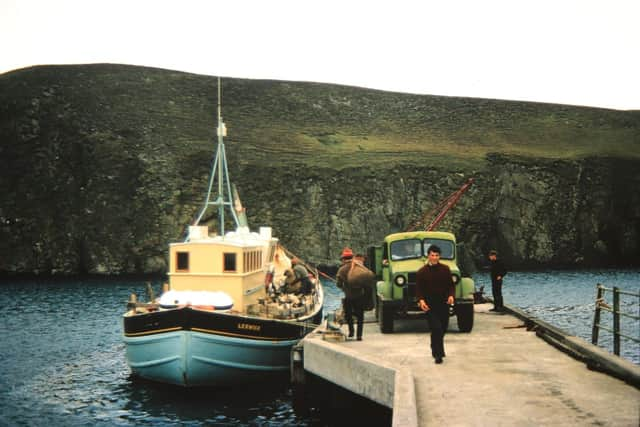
[192,78,241,238]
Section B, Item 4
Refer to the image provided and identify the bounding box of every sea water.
[0,270,637,425]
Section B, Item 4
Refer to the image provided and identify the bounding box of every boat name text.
[237,323,261,332]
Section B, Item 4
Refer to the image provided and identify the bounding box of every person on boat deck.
[416,244,454,364]
[291,257,313,295]
[336,247,366,341]
[488,249,507,312]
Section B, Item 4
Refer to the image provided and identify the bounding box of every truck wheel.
[456,304,474,332]
[379,301,394,333]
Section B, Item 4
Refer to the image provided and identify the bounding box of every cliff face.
[1,64,639,275]
[459,156,640,268]
[235,156,640,270]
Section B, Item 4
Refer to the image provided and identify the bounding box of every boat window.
[423,239,455,260]
[390,239,421,260]
[242,250,262,272]
[224,252,237,272]
[176,252,189,271]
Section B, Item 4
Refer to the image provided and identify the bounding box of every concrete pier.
[299,303,640,426]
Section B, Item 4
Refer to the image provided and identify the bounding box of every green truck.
[366,230,475,333]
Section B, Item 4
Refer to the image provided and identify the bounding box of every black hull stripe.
[123,307,318,340]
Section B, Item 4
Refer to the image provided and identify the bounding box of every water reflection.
[117,376,299,425]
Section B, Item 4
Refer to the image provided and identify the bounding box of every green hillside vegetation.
[2,64,638,175]
[220,80,639,171]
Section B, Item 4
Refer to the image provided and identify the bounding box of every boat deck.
[299,303,640,426]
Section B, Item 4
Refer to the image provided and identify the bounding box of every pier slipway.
[299,303,640,426]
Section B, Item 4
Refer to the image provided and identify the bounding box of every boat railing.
[591,283,640,357]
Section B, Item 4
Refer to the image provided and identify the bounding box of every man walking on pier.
[416,245,455,364]
[336,248,365,341]
[489,250,507,312]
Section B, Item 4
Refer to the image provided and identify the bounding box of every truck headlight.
[394,275,406,286]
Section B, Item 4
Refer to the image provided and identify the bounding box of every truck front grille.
[407,272,417,298]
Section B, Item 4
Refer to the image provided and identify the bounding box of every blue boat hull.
[123,306,322,387]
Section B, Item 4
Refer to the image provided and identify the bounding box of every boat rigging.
[191,77,246,238]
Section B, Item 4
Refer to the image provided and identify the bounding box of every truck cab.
[367,230,475,333]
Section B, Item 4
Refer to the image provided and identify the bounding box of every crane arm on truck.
[406,177,474,232]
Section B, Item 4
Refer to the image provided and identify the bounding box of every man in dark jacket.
[489,249,507,312]
[336,247,371,341]
[416,245,454,364]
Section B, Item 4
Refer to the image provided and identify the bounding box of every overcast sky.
[1,0,638,110]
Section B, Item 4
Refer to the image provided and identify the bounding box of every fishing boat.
[122,79,324,387]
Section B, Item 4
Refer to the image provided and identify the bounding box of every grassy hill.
[2,64,638,173]
[1,64,639,274]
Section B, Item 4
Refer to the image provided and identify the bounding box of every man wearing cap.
[336,247,365,340]
[416,245,454,364]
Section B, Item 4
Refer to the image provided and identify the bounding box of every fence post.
[592,284,603,345]
[613,286,620,356]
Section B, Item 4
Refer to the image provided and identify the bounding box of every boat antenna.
[191,77,241,239]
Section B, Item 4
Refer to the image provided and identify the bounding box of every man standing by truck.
[416,245,455,364]
[489,250,507,312]
[336,248,375,341]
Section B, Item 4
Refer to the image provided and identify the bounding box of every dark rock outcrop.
[1,64,638,275]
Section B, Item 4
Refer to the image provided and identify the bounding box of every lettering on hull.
[237,323,261,332]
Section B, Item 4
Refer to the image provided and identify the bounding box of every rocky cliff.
[1,64,638,275]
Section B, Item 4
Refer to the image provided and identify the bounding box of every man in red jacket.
[416,245,454,364]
